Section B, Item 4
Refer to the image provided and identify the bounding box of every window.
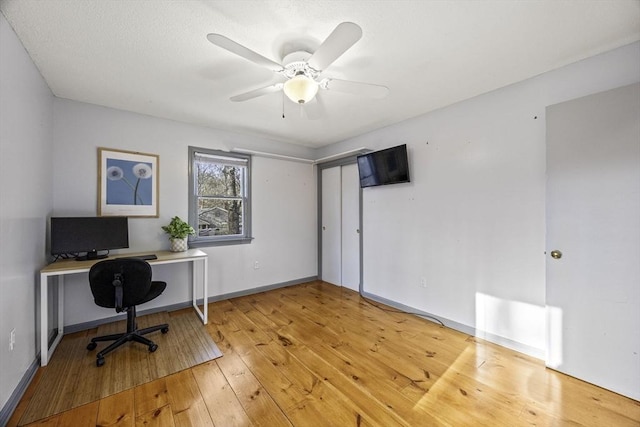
[188,147,252,246]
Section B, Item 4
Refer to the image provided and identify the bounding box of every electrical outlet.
[420,278,427,288]
[9,328,15,351]
[254,261,260,269]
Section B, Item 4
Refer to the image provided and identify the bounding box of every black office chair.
[86,258,169,367]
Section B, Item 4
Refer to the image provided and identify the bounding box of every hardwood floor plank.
[237,346,309,413]
[217,304,381,426]
[270,286,456,379]
[135,404,175,427]
[214,301,365,426]
[215,351,293,427]
[56,400,99,427]
[232,294,430,425]
[209,302,294,427]
[96,388,135,426]
[165,369,214,427]
[531,374,640,426]
[133,378,169,417]
[220,299,324,398]
[279,340,416,426]
[257,288,447,390]
[227,294,415,425]
[192,361,254,427]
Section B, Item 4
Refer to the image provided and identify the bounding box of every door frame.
[316,156,364,292]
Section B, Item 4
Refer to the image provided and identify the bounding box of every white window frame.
[188,146,252,247]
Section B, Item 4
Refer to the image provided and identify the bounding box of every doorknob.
[550,250,562,259]
[322,226,326,231]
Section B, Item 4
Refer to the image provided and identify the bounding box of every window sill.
[188,237,254,248]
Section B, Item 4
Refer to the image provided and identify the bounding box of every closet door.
[321,163,361,289]
[321,167,342,285]
[341,164,360,291]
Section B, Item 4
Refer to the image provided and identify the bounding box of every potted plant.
[161,216,195,252]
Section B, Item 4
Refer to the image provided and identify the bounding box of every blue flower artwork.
[105,158,153,205]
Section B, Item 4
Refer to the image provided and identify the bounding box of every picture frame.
[98,147,159,217]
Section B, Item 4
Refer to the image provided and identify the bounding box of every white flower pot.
[169,237,188,252]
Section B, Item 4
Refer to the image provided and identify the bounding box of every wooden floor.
[17,310,221,424]
[8,281,640,426]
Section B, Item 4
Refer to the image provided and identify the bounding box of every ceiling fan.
[206,22,389,107]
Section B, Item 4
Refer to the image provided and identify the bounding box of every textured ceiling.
[1,0,639,148]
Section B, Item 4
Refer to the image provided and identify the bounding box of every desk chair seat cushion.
[89,258,166,310]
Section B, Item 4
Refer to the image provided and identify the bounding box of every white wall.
[0,14,53,411]
[52,99,318,326]
[319,42,640,358]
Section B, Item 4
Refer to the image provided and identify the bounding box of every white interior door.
[321,167,341,285]
[546,83,640,400]
[341,163,360,291]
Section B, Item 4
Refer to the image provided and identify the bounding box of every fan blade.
[307,22,362,72]
[323,78,389,99]
[230,83,283,102]
[207,33,283,71]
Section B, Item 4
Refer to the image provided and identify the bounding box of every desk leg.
[57,275,64,344]
[203,257,208,324]
[40,273,48,366]
[40,274,65,367]
[191,258,208,324]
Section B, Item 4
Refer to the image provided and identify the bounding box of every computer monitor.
[50,216,129,261]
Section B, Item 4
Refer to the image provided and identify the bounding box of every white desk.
[39,249,208,366]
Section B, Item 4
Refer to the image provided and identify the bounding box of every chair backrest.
[89,258,152,311]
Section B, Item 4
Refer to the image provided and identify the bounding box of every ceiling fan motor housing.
[280,51,319,80]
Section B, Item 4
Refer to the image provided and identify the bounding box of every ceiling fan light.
[283,74,318,104]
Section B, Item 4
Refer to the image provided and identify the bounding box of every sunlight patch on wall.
[475,292,545,352]
[545,305,563,368]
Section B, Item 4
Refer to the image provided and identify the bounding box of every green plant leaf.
[161,216,195,239]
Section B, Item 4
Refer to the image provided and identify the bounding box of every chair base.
[87,306,169,367]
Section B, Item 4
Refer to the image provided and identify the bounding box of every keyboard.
[134,254,157,261]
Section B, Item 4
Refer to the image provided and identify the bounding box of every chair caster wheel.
[87,342,97,351]
[96,357,105,367]
[161,327,169,334]
[149,344,158,352]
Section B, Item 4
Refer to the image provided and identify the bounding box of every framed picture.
[98,147,159,217]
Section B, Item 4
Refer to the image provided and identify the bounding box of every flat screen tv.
[357,144,410,188]
[51,216,129,261]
